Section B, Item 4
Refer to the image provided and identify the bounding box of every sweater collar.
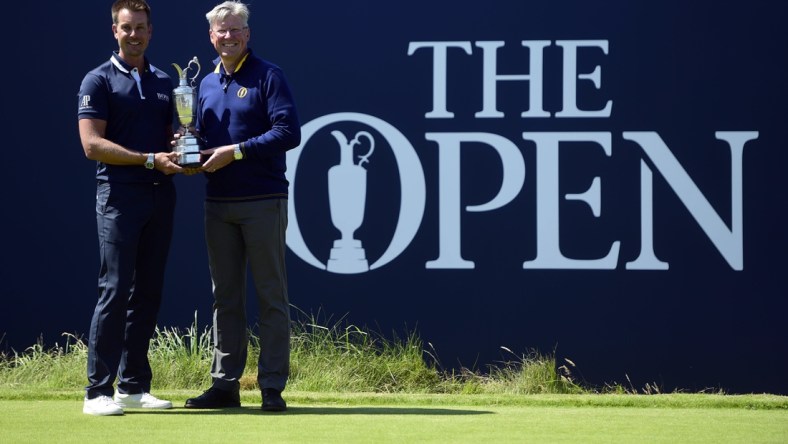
[213,49,252,76]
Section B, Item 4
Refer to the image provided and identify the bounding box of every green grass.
[1,314,787,443]
[0,394,786,444]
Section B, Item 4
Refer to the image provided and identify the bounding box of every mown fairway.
[1,392,786,443]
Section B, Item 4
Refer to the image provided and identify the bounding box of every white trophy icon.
[327,130,375,273]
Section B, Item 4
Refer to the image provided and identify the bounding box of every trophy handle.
[187,57,201,87]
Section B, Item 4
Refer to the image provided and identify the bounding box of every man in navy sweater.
[183,0,300,412]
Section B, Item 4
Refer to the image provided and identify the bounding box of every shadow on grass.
[126,406,493,416]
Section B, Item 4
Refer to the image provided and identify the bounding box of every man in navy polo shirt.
[77,0,182,416]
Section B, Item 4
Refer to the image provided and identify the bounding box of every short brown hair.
[111,0,151,24]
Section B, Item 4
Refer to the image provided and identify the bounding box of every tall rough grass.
[287,317,444,393]
[0,312,583,395]
[0,333,87,389]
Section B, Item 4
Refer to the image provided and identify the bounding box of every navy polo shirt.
[78,52,175,183]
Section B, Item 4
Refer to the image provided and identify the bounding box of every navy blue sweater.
[197,49,301,201]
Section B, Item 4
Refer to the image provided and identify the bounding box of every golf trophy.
[326,130,375,273]
[172,57,202,167]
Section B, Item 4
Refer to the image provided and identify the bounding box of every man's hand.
[154,152,183,175]
[200,145,236,173]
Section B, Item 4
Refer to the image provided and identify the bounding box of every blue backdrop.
[2,0,786,394]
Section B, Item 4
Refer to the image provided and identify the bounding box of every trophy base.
[176,135,203,168]
[327,239,368,274]
[177,152,203,168]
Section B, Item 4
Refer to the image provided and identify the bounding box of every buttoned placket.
[130,67,146,99]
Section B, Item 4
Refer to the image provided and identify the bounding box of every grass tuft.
[0,310,584,395]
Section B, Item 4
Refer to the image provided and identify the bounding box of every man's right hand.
[155,152,183,175]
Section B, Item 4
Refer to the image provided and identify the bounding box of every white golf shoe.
[114,392,173,409]
[83,395,124,416]
[115,392,172,409]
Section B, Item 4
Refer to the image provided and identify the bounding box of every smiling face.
[209,14,250,69]
[112,8,151,65]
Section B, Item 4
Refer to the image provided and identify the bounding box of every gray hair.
[206,1,250,27]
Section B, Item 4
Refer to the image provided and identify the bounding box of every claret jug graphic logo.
[326,130,375,273]
[286,113,426,274]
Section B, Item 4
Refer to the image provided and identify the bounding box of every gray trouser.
[205,198,290,392]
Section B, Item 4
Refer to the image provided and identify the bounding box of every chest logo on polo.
[237,87,248,98]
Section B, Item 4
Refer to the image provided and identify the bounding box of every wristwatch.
[233,143,244,160]
[145,152,155,169]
